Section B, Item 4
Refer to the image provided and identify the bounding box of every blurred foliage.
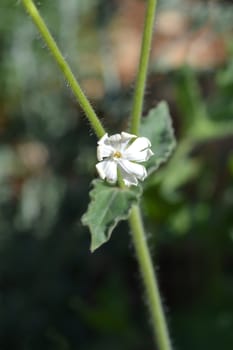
[0,0,233,349]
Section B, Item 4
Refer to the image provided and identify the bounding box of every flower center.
[113,151,122,158]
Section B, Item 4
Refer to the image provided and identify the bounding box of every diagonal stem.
[22,0,105,138]
[130,0,158,135]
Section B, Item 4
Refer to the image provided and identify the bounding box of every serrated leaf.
[81,180,142,252]
[140,101,176,174]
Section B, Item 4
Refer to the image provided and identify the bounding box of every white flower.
[96,132,153,186]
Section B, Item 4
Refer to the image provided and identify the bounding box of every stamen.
[113,151,122,158]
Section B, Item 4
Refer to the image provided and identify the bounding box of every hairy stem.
[22,0,105,138]
[130,0,158,135]
[129,0,171,347]
[129,205,172,350]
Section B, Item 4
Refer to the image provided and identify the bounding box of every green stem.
[130,0,158,135]
[129,205,172,350]
[21,0,105,139]
[130,1,171,347]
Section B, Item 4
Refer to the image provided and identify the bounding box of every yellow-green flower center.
[113,151,122,158]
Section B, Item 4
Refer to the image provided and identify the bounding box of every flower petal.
[124,148,154,162]
[108,132,136,152]
[120,132,137,152]
[118,159,147,181]
[126,137,151,154]
[96,160,117,184]
[97,144,114,161]
[97,133,109,145]
[108,133,122,150]
[120,132,136,142]
[120,168,138,186]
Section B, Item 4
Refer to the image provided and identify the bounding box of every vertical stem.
[129,1,171,347]
[129,205,172,350]
[130,0,158,135]
[22,0,105,138]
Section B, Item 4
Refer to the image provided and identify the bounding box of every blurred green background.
[0,0,233,349]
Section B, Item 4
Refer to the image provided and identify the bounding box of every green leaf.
[81,180,142,252]
[140,101,176,174]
